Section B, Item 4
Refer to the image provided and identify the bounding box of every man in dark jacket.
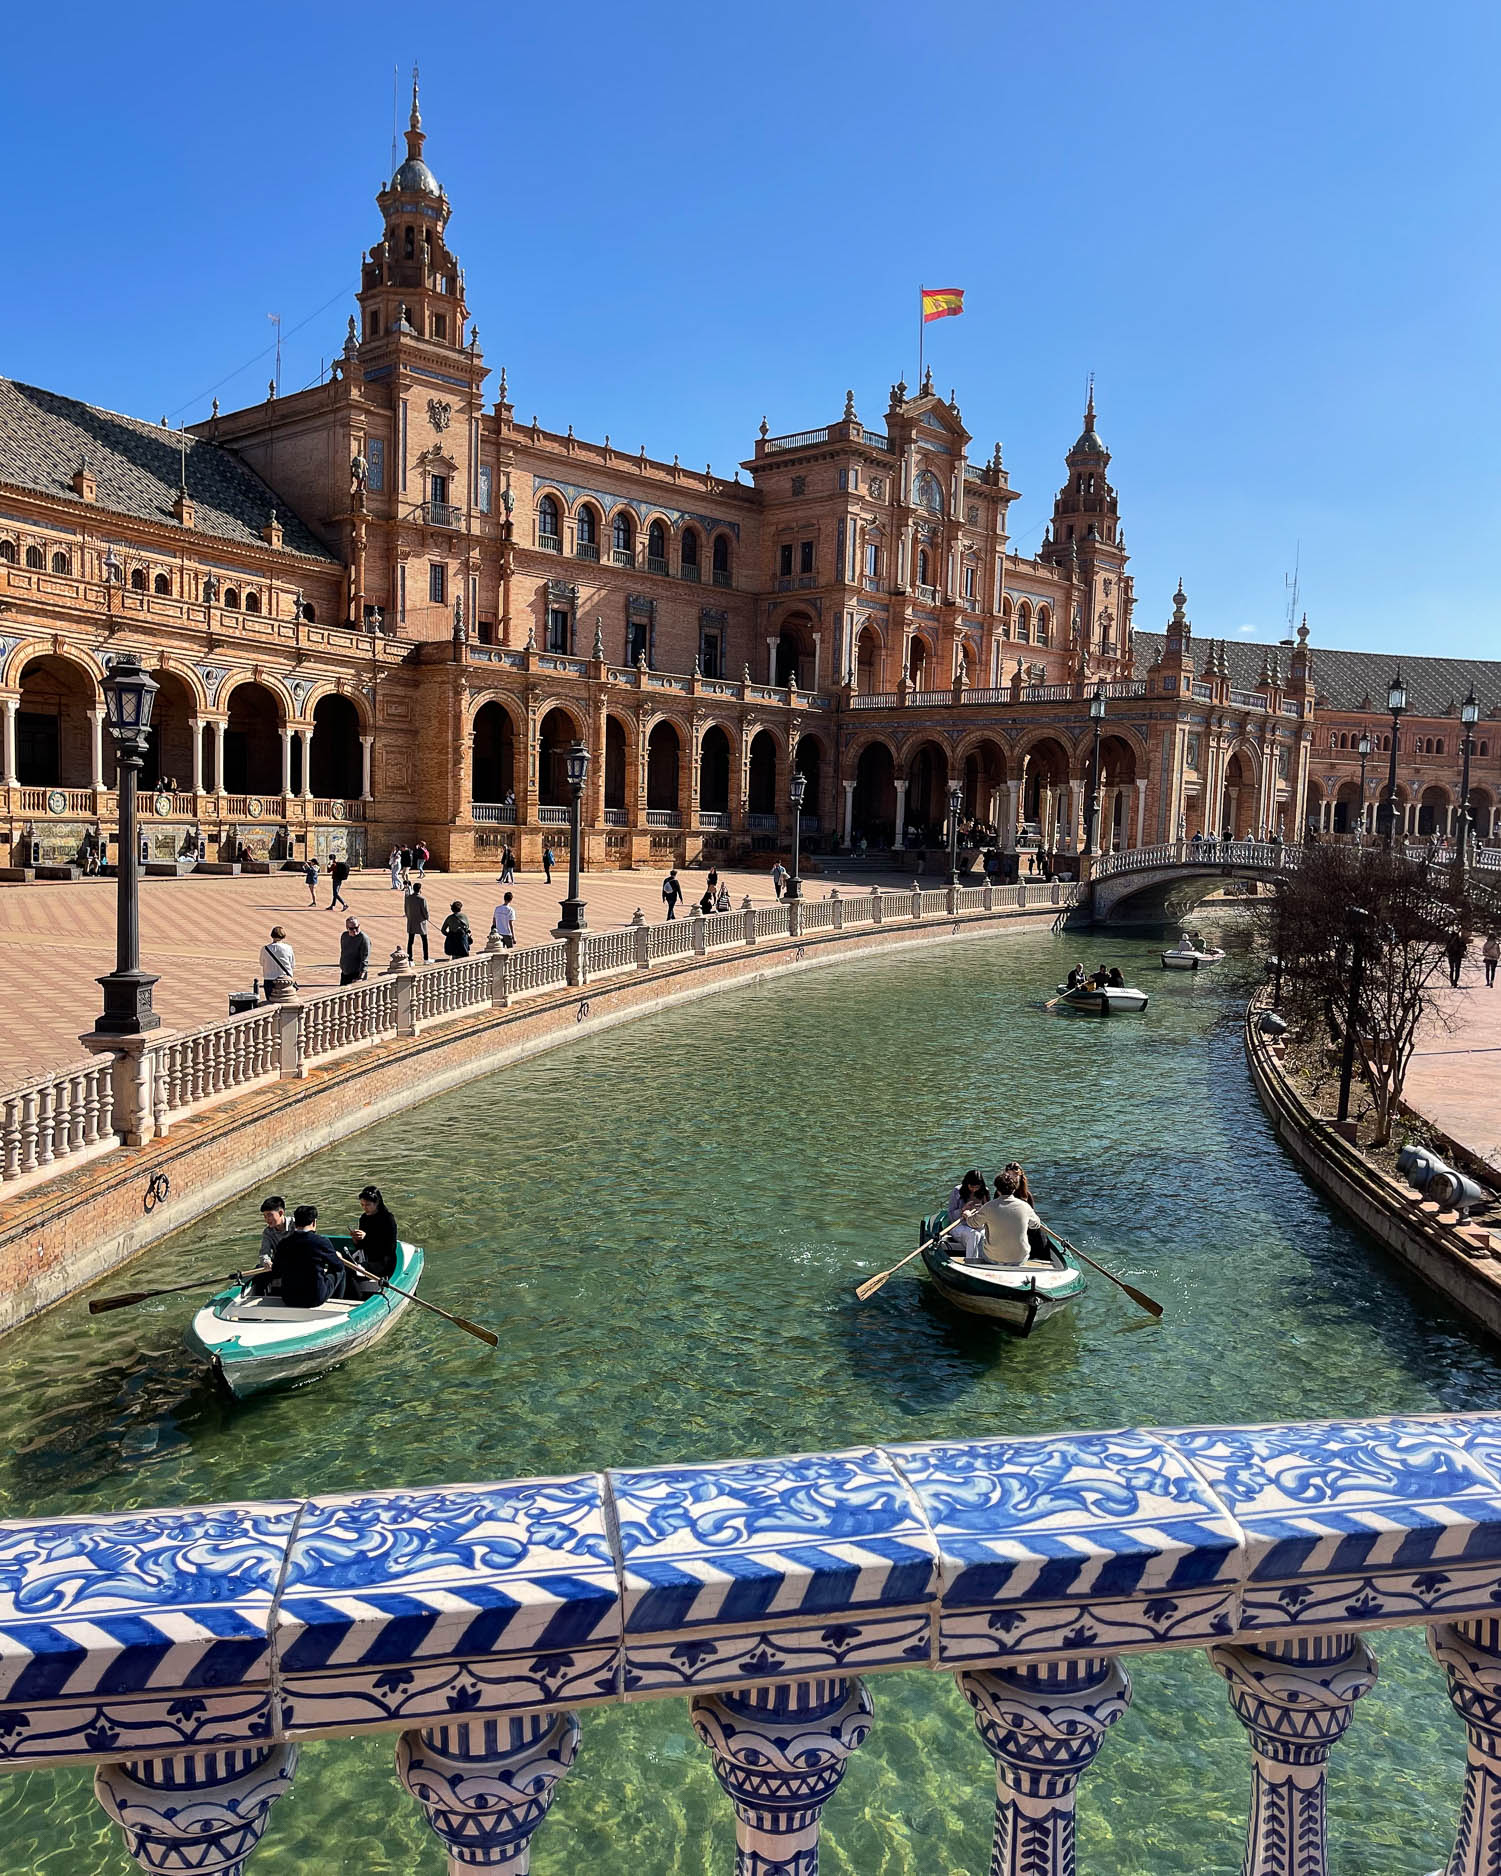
[339,918,370,984]
[268,1205,345,1308]
[328,853,350,911]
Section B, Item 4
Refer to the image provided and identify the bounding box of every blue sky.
[8,1,1499,657]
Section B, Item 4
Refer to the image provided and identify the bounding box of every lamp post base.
[94,970,161,1037]
[554,899,588,934]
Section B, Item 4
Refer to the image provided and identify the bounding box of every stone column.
[190,719,204,794]
[360,734,374,801]
[842,778,855,847]
[767,636,778,684]
[280,727,293,799]
[301,729,314,800]
[1429,1618,1501,1876]
[397,1711,579,1874]
[1134,777,1147,849]
[960,1655,1131,1876]
[1210,1632,1376,1876]
[1,696,16,786]
[211,720,225,795]
[691,1676,872,1876]
[88,707,106,791]
[1004,779,1019,851]
[94,1743,298,1875]
[893,778,908,846]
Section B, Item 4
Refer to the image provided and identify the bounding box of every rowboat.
[1053,983,1150,1015]
[187,1237,425,1399]
[920,1211,1085,1335]
[1161,943,1225,971]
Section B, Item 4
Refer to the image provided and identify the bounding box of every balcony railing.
[646,808,682,827]
[747,811,779,831]
[472,802,517,824]
[647,554,669,576]
[538,805,571,824]
[576,540,600,562]
[421,501,462,528]
[764,426,831,450]
[538,533,562,554]
[712,567,733,588]
[603,808,628,826]
[679,562,701,582]
[698,809,730,829]
[1229,689,1269,710]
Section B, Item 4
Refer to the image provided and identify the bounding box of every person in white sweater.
[968,1167,1049,1265]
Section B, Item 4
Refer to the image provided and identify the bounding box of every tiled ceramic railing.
[4,886,1079,1191]
[15,1414,1501,1875]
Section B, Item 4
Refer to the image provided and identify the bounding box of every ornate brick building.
[0,84,1496,876]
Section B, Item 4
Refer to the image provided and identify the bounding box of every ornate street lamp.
[947,779,964,886]
[555,740,590,933]
[1458,686,1480,885]
[787,769,807,901]
[1083,683,1106,856]
[96,656,160,1034]
[1379,670,1407,852]
[1357,729,1372,840]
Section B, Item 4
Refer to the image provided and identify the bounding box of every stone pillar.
[960,1656,1131,1876]
[280,727,293,799]
[94,1743,298,1876]
[211,720,225,795]
[634,906,651,968]
[1,696,17,786]
[89,707,106,791]
[190,719,204,794]
[842,778,855,847]
[1134,777,1147,849]
[276,997,305,1079]
[360,734,374,801]
[301,728,314,800]
[1429,1618,1501,1876]
[893,778,908,847]
[767,636,778,684]
[397,1711,579,1874]
[691,1676,872,1876]
[1210,1632,1376,1876]
[741,894,755,946]
[1004,780,1019,852]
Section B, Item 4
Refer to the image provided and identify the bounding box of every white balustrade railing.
[14,1413,1501,1876]
[508,940,569,994]
[700,910,743,949]
[919,889,949,915]
[646,918,696,960]
[755,904,792,939]
[300,979,398,1060]
[150,1010,281,1128]
[798,895,838,932]
[1091,839,1300,881]
[579,927,637,977]
[0,1057,116,1182]
[409,957,492,1026]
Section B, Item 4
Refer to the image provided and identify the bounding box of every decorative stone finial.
[759,416,769,439]
[524,625,537,650]
[345,315,358,353]
[593,617,605,661]
[922,365,934,394]
[843,388,857,421]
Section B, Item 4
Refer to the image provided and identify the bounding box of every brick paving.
[1405,955,1501,1175]
[0,861,926,1087]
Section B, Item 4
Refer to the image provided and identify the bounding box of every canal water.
[0,920,1491,1873]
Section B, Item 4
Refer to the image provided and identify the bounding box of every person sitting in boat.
[1091,965,1111,989]
[1002,1162,1036,1205]
[945,1170,989,1261]
[349,1185,399,1283]
[1106,966,1126,988]
[967,1168,1050,1267]
[1066,963,1087,991]
[257,1195,290,1266]
[265,1205,346,1309]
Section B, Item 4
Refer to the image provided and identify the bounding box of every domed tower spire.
[1041,376,1132,670]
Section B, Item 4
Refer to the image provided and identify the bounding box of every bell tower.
[1042,380,1133,673]
[356,74,471,353]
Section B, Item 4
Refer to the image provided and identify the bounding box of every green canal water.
[0,921,1494,1873]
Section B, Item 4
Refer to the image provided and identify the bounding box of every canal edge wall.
[1243,998,1501,1340]
[0,905,1061,1340]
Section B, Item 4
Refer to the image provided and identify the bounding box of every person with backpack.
[441,901,473,958]
[328,852,350,911]
[542,842,556,884]
[662,868,684,919]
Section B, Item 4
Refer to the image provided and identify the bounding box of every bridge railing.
[14,1412,1501,1876]
[1091,838,1300,880]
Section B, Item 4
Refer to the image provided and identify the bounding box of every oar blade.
[451,1315,501,1347]
[1118,1282,1164,1318]
[88,1293,149,1314]
[854,1270,893,1302]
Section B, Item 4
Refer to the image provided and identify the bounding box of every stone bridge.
[1081,839,1301,924]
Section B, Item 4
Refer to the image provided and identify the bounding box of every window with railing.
[613,512,635,565]
[648,521,668,576]
[712,533,732,587]
[577,506,599,561]
[537,496,561,552]
[680,528,701,581]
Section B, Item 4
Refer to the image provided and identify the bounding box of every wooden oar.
[855,1217,965,1301]
[1048,1231,1164,1319]
[89,1273,243,1315]
[336,1255,499,1348]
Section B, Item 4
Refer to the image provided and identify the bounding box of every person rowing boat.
[964,1168,1051,1266]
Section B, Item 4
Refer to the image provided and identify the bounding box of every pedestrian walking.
[771,860,787,900]
[1484,932,1499,989]
[441,901,473,958]
[542,842,555,884]
[499,843,516,884]
[405,882,431,963]
[328,853,350,911]
[388,846,403,891]
[303,854,320,905]
[662,867,684,920]
[1446,930,1467,987]
[492,890,517,947]
[414,840,429,881]
[338,917,370,984]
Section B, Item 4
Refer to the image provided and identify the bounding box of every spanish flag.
[921,287,965,324]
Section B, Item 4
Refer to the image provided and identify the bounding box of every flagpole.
[918,286,924,390]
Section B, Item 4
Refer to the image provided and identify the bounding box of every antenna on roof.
[268,313,282,398]
[1283,542,1301,637]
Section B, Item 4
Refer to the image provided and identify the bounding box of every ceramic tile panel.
[609,1449,938,1694]
[890,1430,1243,1662]
[0,1500,299,1766]
[275,1477,620,1735]
[1163,1417,1501,1633]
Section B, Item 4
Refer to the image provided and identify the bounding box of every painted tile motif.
[890,1431,1243,1661]
[610,1449,937,1693]
[1163,1418,1501,1632]
[0,1501,299,1764]
[275,1477,620,1733]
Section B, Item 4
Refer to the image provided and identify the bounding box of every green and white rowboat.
[920,1211,1085,1335]
[187,1236,425,1398]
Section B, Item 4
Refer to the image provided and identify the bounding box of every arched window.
[612,512,634,562]
[153,572,171,595]
[917,548,930,586]
[243,590,261,614]
[51,551,70,575]
[648,521,667,570]
[1001,598,1013,641]
[1036,606,1051,645]
[0,541,13,563]
[301,600,317,623]
[681,527,700,577]
[25,545,43,570]
[404,226,416,259]
[1017,601,1032,644]
[576,505,598,553]
[223,587,240,609]
[712,533,731,585]
[1437,739,1445,755]
[130,567,147,592]
[537,496,561,547]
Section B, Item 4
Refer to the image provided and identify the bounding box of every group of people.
[388,843,431,891]
[943,1165,1050,1266]
[303,853,351,910]
[252,1186,400,1308]
[1065,961,1127,991]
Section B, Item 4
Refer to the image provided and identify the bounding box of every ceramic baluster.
[1428,1618,1501,1876]
[691,1675,873,1876]
[397,1710,579,1872]
[1210,1632,1376,1876]
[959,1655,1131,1876]
[94,1743,298,1875]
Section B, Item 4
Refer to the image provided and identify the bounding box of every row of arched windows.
[0,541,71,574]
[1327,727,1492,758]
[535,497,733,584]
[1000,598,1052,645]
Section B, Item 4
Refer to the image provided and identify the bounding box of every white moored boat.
[1054,982,1150,1015]
[187,1237,424,1398]
[1161,940,1225,971]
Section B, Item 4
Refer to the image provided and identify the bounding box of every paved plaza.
[1405,956,1501,1176]
[0,862,926,1084]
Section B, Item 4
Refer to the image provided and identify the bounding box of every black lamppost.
[1356,730,1371,842]
[947,779,963,886]
[787,769,806,900]
[1458,686,1480,885]
[1379,670,1407,852]
[1336,906,1371,1128]
[1083,683,1106,856]
[96,656,160,1034]
[556,740,589,933]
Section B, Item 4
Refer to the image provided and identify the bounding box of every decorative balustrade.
[747,813,780,832]
[299,979,398,1061]
[798,894,838,932]
[755,904,792,939]
[700,909,743,949]
[508,941,569,995]
[646,918,696,960]
[14,1413,1501,1876]
[149,1010,281,1129]
[0,1057,116,1182]
[1022,682,1073,702]
[1229,688,1269,710]
[1090,839,1301,881]
[955,885,989,910]
[698,810,731,829]
[919,888,949,915]
[16,786,98,815]
[849,690,903,708]
[471,802,517,824]
[579,927,637,977]
[537,805,571,824]
[645,809,683,827]
[408,957,492,1027]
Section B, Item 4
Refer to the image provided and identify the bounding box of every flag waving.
[921,287,965,324]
